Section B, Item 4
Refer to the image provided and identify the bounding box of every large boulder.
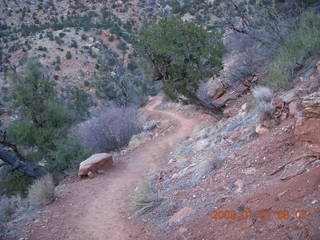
[78,153,113,177]
[294,91,320,155]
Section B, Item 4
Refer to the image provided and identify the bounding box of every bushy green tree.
[7,58,89,175]
[95,63,144,106]
[135,17,224,113]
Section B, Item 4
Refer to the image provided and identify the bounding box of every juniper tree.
[6,58,88,175]
[135,17,225,116]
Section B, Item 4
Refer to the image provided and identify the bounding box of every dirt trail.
[24,96,198,240]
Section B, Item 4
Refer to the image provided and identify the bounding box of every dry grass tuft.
[132,181,162,216]
[0,196,15,222]
[252,86,274,121]
[28,175,55,207]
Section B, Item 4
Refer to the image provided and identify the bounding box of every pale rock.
[255,124,269,136]
[234,179,243,192]
[169,207,194,224]
[289,101,297,117]
[96,170,105,174]
[280,90,296,103]
[239,103,251,116]
[178,227,188,233]
[193,139,210,152]
[78,153,113,177]
[88,171,95,178]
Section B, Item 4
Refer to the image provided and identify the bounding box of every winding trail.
[24,96,198,240]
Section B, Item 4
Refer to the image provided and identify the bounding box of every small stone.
[88,171,95,178]
[312,200,319,204]
[234,179,243,192]
[178,227,188,233]
[169,207,194,224]
[256,124,269,136]
[277,191,287,199]
[96,170,105,174]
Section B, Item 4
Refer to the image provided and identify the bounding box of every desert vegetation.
[264,11,320,89]
[132,180,162,216]
[0,0,320,238]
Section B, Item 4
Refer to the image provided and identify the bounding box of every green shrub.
[38,46,47,51]
[81,33,88,41]
[264,12,320,89]
[66,51,72,59]
[135,17,224,105]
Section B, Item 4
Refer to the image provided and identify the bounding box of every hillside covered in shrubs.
[1,0,320,239]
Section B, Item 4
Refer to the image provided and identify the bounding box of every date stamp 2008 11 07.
[211,209,309,220]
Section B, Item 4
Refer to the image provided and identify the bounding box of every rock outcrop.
[295,91,320,155]
[78,153,113,177]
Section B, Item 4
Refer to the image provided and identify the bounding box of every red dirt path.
[22,96,199,240]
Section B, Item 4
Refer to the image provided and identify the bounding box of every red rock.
[78,153,113,177]
[295,91,320,155]
[295,117,320,144]
[209,79,227,100]
[301,91,320,118]
[169,207,194,224]
[305,143,320,155]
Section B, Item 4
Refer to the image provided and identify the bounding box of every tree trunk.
[0,147,45,179]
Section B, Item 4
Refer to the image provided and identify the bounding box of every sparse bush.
[38,46,47,51]
[81,34,88,41]
[108,35,114,42]
[0,196,15,222]
[28,175,55,206]
[252,86,274,121]
[197,81,211,103]
[264,11,320,89]
[132,181,161,216]
[66,51,72,59]
[55,36,64,45]
[70,40,78,48]
[59,32,66,38]
[76,106,142,152]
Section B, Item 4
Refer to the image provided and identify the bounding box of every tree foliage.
[135,17,224,108]
[94,51,152,107]
[7,58,89,176]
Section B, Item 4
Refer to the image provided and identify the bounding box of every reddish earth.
[21,96,199,240]
[20,94,320,240]
[155,118,320,240]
